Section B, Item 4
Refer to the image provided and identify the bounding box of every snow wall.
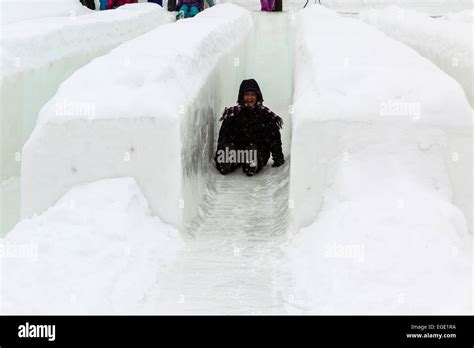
[289,6,472,233]
[21,4,253,230]
[0,0,91,25]
[361,6,473,108]
[321,0,472,15]
[2,177,184,314]
[1,4,170,181]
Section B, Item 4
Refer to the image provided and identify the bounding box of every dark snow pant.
[148,0,163,6]
[215,143,270,175]
[80,0,96,10]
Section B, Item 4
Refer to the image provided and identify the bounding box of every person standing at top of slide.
[176,0,215,19]
[106,0,137,10]
[80,0,96,9]
[260,0,275,11]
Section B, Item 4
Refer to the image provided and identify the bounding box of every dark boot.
[242,144,268,176]
[215,143,238,175]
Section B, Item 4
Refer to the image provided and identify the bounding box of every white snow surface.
[320,0,472,15]
[287,144,472,314]
[287,5,472,314]
[443,9,474,22]
[1,3,170,78]
[0,0,90,25]
[290,5,471,230]
[1,3,170,185]
[34,4,250,126]
[0,177,184,314]
[217,0,308,11]
[0,3,170,236]
[361,6,473,107]
[22,4,253,230]
[293,6,471,129]
[217,0,472,14]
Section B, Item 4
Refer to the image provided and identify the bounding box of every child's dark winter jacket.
[216,79,285,167]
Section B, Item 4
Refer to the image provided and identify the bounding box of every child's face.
[243,91,257,106]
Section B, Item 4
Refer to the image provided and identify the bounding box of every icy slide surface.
[0,3,170,235]
[147,165,291,314]
[362,6,473,107]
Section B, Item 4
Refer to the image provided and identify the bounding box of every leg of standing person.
[189,5,199,17]
[260,0,272,11]
[179,4,190,17]
[99,0,108,10]
[268,0,276,11]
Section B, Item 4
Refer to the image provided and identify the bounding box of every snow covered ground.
[443,9,474,22]
[361,6,473,107]
[21,4,253,230]
[217,0,308,12]
[0,1,471,315]
[287,5,472,314]
[320,0,472,15]
[286,143,472,313]
[290,5,471,230]
[218,0,472,14]
[0,0,91,25]
[1,3,170,180]
[0,178,183,314]
[1,3,171,234]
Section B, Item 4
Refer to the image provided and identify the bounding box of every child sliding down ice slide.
[176,0,215,20]
[215,79,285,177]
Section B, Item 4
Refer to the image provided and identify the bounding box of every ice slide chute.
[147,12,295,313]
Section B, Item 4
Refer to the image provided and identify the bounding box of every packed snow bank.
[362,6,473,107]
[287,144,472,314]
[1,3,170,181]
[290,5,472,232]
[0,177,20,237]
[0,0,90,25]
[0,177,184,314]
[22,4,252,230]
[443,9,474,22]
[321,0,472,15]
[288,5,472,314]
